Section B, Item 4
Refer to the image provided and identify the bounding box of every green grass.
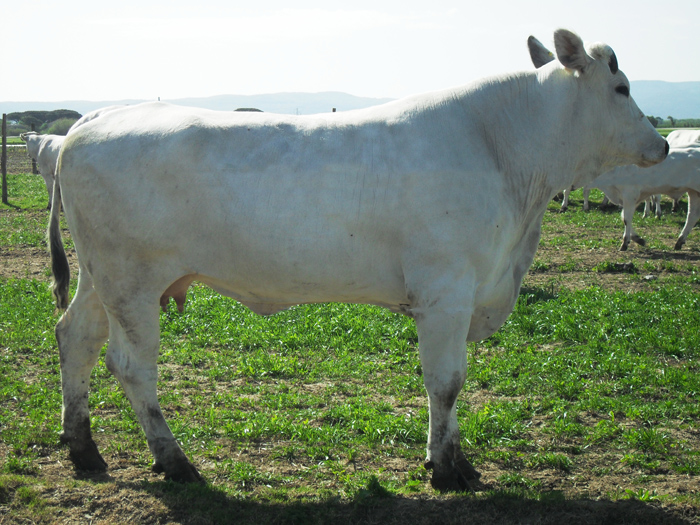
[1,169,700,523]
[0,172,49,210]
[2,278,700,520]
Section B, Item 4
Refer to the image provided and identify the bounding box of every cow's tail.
[48,163,70,310]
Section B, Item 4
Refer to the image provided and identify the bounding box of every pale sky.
[5,0,699,102]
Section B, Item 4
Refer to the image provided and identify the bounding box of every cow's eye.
[615,85,630,97]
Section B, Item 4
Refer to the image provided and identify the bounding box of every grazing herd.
[591,146,700,250]
[12,29,695,491]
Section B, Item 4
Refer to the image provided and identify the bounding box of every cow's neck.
[456,69,601,207]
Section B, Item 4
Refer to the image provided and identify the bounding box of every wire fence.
[4,145,33,174]
[2,114,36,203]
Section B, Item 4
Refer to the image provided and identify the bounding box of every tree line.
[5,109,82,136]
[647,116,700,128]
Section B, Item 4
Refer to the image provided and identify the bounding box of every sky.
[5,0,699,103]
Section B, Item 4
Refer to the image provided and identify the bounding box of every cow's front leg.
[674,190,700,250]
[415,307,480,492]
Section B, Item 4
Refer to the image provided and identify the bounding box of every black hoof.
[152,458,204,483]
[60,433,108,472]
[425,454,482,493]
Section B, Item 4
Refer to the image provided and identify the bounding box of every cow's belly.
[186,235,410,314]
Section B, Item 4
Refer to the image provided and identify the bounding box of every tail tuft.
[48,174,70,310]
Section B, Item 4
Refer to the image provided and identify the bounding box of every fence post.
[31,123,37,174]
[2,114,7,205]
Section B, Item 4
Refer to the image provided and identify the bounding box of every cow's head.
[19,131,41,159]
[529,30,668,174]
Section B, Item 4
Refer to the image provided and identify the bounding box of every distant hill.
[1,82,697,118]
[631,81,700,119]
[0,92,395,117]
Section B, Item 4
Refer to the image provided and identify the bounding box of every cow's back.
[667,129,700,148]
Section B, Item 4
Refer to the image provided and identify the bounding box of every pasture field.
[2,171,700,524]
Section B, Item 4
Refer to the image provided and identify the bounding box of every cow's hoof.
[619,242,629,251]
[632,235,645,247]
[674,239,685,250]
[60,433,108,472]
[152,458,204,483]
[425,453,481,493]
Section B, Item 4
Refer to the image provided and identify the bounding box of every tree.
[646,115,659,127]
[7,110,81,128]
[667,116,676,127]
[45,118,79,135]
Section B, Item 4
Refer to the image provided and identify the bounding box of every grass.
[2,136,25,145]
[0,172,49,211]
[1,174,700,523]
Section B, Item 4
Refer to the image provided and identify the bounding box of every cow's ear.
[528,36,555,69]
[553,29,591,73]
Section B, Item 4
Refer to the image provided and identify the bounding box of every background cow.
[559,184,610,212]
[49,29,667,491]
[667,129,700,148]
[592,146,700,250]
[20,132,65,209]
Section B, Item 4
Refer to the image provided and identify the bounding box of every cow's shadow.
[78,472,692,525]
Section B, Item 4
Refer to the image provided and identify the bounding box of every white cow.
[592,146,700,250]
[48,30,667,491]
[645,131,700,215]
[560,131,700,216]
[68,105,125,130]
[20,132,65,208]
[667,129,700,148]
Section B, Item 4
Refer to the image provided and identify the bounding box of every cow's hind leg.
[620,202,644,250]
[416,307,480,492]
[674,190,700,250]
[41,174,54,210]
[56,271,109,471]
[103,295,202,483]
